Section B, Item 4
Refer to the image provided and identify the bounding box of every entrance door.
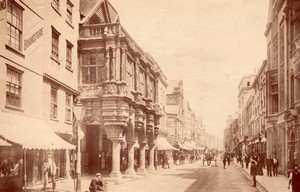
[86,126,100,174]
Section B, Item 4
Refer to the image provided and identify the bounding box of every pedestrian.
[43,153,57,190]
[106,153,112,173]
[273,155,279,176]
[245,154,250,169]
[222,153,227,169]
[266,155,273,177]
[89,173,105,192]
[250,161,257,187]
[288,165,300,192]
[164,154,170,169]
[227,153,231,166]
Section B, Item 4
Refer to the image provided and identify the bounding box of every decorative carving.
[105,125,124,141]
[103,81,118,95]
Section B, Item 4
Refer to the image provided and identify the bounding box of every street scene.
[0,0,300,192]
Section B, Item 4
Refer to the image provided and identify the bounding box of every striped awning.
[0,112,75,150]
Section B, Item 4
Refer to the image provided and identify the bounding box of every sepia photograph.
[0,0,298,191]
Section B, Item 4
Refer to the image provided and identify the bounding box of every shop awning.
[157,137,178,150]
[182,141,194,150]
[0,138,12,146]
[0,112,75,150]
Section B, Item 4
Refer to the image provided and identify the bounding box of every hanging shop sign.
[24,28,43,50]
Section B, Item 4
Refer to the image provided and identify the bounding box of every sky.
[109,0,269,137]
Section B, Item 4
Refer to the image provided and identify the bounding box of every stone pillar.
[147,144,156,173]
[105,48,110,80]
[125,142,136,178]
[137,143,148,175]
[115,45,121,81]
[110,139,122,179]
[65,149,71,178]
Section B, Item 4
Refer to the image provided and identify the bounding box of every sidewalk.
[234,161,290,192]
[25,163,184,192]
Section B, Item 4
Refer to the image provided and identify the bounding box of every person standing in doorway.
[250,161,257,187]
[43,153,57,190]
[273,155,279,176]
[288,165,300,192]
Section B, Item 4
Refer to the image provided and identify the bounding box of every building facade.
[0,0,80,188]
[78,0,164,179]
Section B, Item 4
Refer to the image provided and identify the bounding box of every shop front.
[0,112,75,191]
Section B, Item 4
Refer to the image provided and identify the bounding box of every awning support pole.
[24,149,27,192]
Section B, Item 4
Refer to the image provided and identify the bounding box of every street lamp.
[73,102,86,192]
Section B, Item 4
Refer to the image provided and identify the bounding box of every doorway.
[86,126,100,174]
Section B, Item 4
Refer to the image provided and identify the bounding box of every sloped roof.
[80,0,119,24]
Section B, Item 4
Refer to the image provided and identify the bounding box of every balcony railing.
[79,23,120,38]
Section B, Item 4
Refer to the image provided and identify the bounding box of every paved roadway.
[108,161,261,192]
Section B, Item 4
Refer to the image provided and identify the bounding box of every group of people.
[222,152,231,169]
[266,155,280,177]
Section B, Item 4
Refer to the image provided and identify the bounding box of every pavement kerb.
[233,161,268,192]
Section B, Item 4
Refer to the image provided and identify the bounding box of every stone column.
[125,142,136,178]
[110,139,122,179]
[147,144,156,173]
[65,149,71,178]
[105,48,110,80]
[115,45,121,81]
[137,143,148,175]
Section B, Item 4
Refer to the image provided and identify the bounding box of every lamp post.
[73,102,86,192]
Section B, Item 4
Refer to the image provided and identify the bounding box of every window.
[296,78,300,101]
[139,69,145,95]
[50,88,58,119]
[65,94,72,122]
[51,28,60,61]
[6,67,22,107]
[272,34,278,70]
[66,41,73,69]
[51,0,60,12]
[6,1,23,51]
[126,59,134,90]
[149,78,155,101]
[66,1,73,25]
[270,82,278,114]
[81,52,106,84]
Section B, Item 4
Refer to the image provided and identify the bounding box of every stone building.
[78,0,164,180]
[0,0,79,188]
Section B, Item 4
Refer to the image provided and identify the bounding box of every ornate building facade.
[78,0,164,180]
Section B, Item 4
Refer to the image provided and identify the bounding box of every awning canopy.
[0,138,12,146]
[0,112,75,150]
[182,141,195,150]
[157,137,178,150]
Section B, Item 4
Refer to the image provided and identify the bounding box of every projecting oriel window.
[6,0,23,51]
[81,52,106,84]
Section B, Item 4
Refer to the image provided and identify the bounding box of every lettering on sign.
[24,28,43,50]
[0,0,6,11]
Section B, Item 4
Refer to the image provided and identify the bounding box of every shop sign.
[24,28,43,50]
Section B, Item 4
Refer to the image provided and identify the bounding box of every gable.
[81,0,119,25]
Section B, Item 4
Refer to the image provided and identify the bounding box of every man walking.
[266,155,273,177]
[250,161,257,187]
[222,153,227,169]
[273,155,279,176]
[43,153,57,190]
[245,154,250,169]
[288,165,300,192]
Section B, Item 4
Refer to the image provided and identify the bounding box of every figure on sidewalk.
[288,165,300,192]
[164,154,170,169]
[273,155,279,176]
[227,153,230,166]
[250,161,257,187]
[266,155,273,177]
[245,154,250,169]
[43,153,57,190]
[222,153,227,169]
[106,153,112,173]
[89,173,105,192]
